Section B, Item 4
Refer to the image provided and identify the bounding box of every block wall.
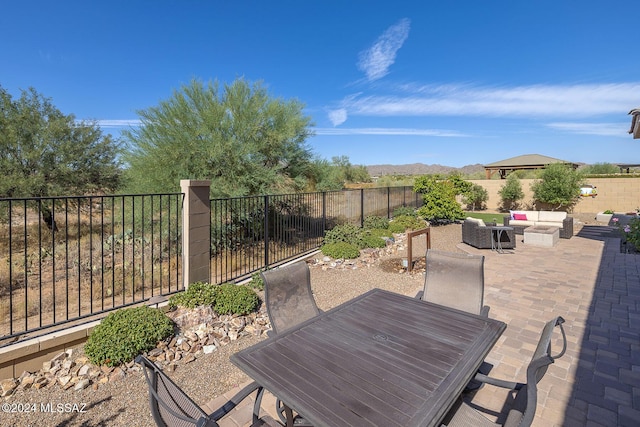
[469,178,640,213]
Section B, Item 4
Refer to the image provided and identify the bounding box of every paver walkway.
[209,225,640,427]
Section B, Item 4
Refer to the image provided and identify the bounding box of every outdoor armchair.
[441,316,568,427]
[136,355,278,427]
[416,249,490,317]
[262,261,320,426]
[462,219,516,250]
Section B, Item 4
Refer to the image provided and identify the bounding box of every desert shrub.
[363,215,389,230]
[323,223,363,246]
[360,233,387,249]
[367,228,393,239]
[389,215,428,233]
[85,306,174,367]
[498,174,525,211]
[415,177,464,224]
[212,283,259,315]
[531,163,585,211]
[169,281,218,308]
[393,206,417,217]
[169,282,259,315]
[462,184,488,211]
[320,242,360,259]
[388,222,406,233]
[247,271,264,291]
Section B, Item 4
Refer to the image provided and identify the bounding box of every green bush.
[360,233,387,249]
[247,271,264,291]
[169,281,218,308]
[367,228,393,239]
[531,163,585,211]
[388,222,406,233]
[212,284,259,315]
[321,242,361,259]
[169,282,259,315]
[498,174,525,211]
[85,306,174,367]
[414,177,464,224]
[389,215,428,233]
[462,183,488,211]
[392,206,417,217]
[323,223,363,246]
[363,215,389,230]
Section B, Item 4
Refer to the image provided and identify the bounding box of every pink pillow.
[513,213,527,220]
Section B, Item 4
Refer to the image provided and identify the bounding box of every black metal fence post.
[264,194,270,269]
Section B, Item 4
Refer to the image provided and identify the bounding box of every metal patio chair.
[262,261,320,426]
[262,261,321,336]
[442,316,568,427]
[136,355,279,427]
[416,249,490,317]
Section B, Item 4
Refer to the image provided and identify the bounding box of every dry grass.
[0,205,181,338]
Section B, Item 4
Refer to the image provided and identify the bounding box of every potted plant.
[596,210,614,224]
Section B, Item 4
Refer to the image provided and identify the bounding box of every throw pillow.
[513,213,528,220]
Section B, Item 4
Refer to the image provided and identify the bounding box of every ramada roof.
[483,154,577,179]
[484,154,576,168]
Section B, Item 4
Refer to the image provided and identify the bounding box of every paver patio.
[208,224,640,427]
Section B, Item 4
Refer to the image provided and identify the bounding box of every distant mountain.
[366,163,485,177]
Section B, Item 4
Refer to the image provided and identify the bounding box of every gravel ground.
[0,216,594,427]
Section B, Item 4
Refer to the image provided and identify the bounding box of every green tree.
[414,175,464,224]
[498,173,525,211]
[0,86,122,198]
[530,163,585,211]
[123,78,315,197]
[313,156,371,191]
[581,162,620,175]
[462,183,488,211]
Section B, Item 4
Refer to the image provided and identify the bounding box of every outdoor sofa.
[504,210,573,239]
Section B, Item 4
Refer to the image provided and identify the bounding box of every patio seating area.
[198,224,640,426]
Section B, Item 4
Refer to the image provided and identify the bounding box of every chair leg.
[276,399,312,426]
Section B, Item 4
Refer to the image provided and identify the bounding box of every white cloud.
[95,119,142,128]
[327,108,348,126]
[342,82,640,118]
[546,122,629,137]
[315,127,467,137]
[357,18,410,82]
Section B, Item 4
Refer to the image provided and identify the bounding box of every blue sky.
[2,1,638,168]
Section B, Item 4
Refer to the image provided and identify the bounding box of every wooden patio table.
[231,288,506,427]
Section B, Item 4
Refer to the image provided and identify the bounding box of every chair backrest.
[503,316,567,427]
[137,355,212,427]
[422,249,485,315]
[262,261,320,335]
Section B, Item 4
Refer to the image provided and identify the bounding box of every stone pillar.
[180,180,211,288]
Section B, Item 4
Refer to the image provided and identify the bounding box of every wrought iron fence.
[210,186,421,283]
[0,186,421,343]
[0,193,183,341]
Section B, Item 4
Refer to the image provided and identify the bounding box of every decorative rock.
[203,345,217,354]
[1,379,18,397]
[58,375,72,387]
[74,379,91,391]
[148,348,164,357]
[19,376,35,390]
[109,368,125,383]
[77,364,91,377]
[2,299,272,394]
